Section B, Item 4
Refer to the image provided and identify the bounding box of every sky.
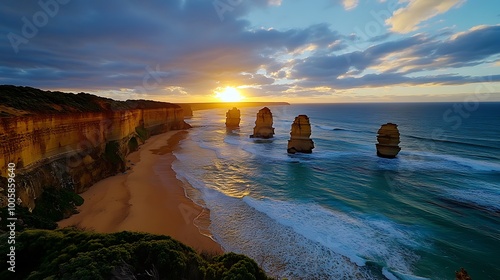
[1,0,500,103]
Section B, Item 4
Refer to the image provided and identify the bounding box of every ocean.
[171,103,500,280]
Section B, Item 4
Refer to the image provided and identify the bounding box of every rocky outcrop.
[225,107,241,128]
[455,268,472,280]
[0,86,190,211]
[250,107,274,139]
[287,115,314,154]
[376,123,401,158]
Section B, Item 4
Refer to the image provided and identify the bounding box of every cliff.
[0,85,190,213]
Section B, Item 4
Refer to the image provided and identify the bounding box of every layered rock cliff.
[250,107,275,139]
[0,85,190,212]
[287,115,315,154]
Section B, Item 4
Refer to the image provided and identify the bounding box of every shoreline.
[58,130,223,254]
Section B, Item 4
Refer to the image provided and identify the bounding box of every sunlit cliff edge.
[0,85,190,212]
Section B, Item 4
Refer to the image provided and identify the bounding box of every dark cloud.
[299,73,500,89]
[0,0,345,97]
[435,25,500,65]
[291,34,426,79]
[292,25,500,88]
[0,1,498,99]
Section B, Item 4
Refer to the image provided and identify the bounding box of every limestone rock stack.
[225,107,241,128]
[376,123,401,158]
[250,107,275,138]
[287,115,314,154]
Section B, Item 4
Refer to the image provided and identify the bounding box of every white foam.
[243,197,423,275]
[206,192,379,279]
[383,268,431,280]
[438,154,500,171]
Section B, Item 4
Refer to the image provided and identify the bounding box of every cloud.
[291,34,427,79]
[342,0,359,10]
[267,0,283,6]
[0,0,342,98]
[0,0,498,101]
[386,0,464,33]
[291,25,500,88]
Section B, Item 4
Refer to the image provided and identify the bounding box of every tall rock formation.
[376,123,401,158]
[225,107,241,128]
[250,107,274,138]
[287,115,314,154]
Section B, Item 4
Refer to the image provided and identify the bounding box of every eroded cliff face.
[375,123,401,158]
[225,107,241,128]
[250,107,275,139]
[287,115,314,154]
[0,86,189,211]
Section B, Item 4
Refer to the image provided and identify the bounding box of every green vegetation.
[0,188,84,230]
[32,188,84,222]
[0,206,56,230]
[0,229,271,280]
[0,85,180,116]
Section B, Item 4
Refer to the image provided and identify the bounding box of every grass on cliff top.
[0,228,271,280]
[0,85,179,116]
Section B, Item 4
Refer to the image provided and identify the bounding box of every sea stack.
[250,107,275,138]
[225,107,241,128]
[376,123,401,158]
[287,115,314,154]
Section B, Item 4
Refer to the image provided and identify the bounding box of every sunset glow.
[2,1,499,103]
[215,87,244,102]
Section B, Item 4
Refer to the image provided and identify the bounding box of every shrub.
[32,188,84,222]
[0,229,272,280]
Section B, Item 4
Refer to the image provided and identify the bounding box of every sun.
[215,86,244,102]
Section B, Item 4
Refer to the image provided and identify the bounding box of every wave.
[204,192,380,279]
[400,151,500,172]
[404,134,499,151]
[172,148,427,279]
[383,268,431,280]
[243,197,425,278]
[315,124,349,131]
[314,124,375,135]
[370,150,500,173]
[440,183,500,215]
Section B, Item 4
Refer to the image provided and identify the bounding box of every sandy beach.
[58,130,222,254]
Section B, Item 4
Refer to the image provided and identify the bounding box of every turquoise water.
[172,103,500,279]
